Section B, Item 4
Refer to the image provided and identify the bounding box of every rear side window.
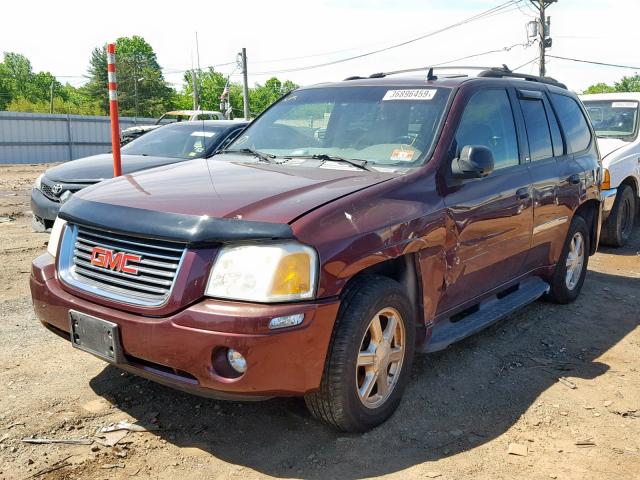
[455,89,519,170]
[520,98,553,161]
[551,94,592,153]
[547,104,564,156]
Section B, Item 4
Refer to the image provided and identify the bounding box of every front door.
[438,88,533,314]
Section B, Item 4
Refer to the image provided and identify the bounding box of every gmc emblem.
[90,247,141,275]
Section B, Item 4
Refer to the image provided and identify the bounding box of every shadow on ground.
[90,267,639,479]
[597,225,640,256]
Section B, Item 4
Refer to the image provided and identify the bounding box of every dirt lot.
[1,164,639,480]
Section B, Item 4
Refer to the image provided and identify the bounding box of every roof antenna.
[501,64,512,73]
[427,67,438,81]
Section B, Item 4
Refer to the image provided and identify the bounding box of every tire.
[305,275,415,432]
[601,185,635,247]
[547,215,590,304]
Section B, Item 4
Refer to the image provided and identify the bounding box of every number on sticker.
[382,89,437,101]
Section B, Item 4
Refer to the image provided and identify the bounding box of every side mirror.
[452,145,495,179]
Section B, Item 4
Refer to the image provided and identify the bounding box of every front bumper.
[30,253,339,399]
[601,188,617,221]
[31,188,61,228]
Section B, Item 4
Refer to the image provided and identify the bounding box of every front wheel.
[305,275,415,432]
[546,215,590,304]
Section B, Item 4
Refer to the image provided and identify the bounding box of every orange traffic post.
[107,43,122,177]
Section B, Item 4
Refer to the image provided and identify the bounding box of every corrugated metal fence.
[0,112,155,164]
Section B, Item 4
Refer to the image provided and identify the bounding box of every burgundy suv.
[31,67,602,432]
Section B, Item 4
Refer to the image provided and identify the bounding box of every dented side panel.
[293,167,448,325]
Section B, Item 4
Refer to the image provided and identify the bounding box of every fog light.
[269,313,304,330]
[227,349,247,374]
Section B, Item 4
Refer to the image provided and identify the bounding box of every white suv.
[581,93,640,246]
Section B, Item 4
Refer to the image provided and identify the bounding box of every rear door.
[438,87,533,314]
[515,88,569,270]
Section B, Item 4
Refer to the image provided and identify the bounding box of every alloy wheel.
[565,231,585,290]
[356,307,406,409]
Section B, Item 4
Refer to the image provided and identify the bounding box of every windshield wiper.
[287,154,372,171]
[597,134,632,140]
[218,148,276,164]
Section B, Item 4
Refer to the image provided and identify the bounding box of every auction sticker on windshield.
[383,89,437,101]
[612,101,638,109]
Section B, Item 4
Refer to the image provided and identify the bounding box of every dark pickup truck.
[31,67,602,432]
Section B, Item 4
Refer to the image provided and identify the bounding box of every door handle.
[567,174,580,185]
[516,187,530,200]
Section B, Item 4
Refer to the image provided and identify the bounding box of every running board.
[422,277,550,353]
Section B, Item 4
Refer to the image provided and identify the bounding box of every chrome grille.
[39,183,60,202]
[60,224,186,306]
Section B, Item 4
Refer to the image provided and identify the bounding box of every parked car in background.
[31,68,601,432]
[32,120,248,231]
[120,110,226,144]
[581,93,640,246]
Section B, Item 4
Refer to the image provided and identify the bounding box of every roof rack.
[477,66,567,89]
[343,66,488,82]
[344,65,568,90]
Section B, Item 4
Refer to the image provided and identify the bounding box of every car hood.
[73,155,395,225]
[45,153,182,183]
[122,124,160,134]
[596,137,632,162]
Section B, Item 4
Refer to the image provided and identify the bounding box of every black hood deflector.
[58,197,294,246]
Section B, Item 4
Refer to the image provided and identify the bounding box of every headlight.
[33,174,44,191]
[205,242,318,302]
[47,218,67,258]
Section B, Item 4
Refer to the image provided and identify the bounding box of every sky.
[1,0,639,93]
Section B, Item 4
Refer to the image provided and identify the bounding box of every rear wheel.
[305,275,415,432]
[547,215,590,304]
[602,185,635,247]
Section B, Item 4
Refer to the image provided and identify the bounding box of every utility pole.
[49,81,54,114]
[191,70,200,110]
[529,0,555,77]
[240,48,250,120]
[134,64,139,123]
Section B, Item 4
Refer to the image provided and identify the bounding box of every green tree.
[0,52,65,110]
[583,82,616,95]
[584,75,640,94]
[614,75,640,92]
[249,77,298,115]
[84,36,175,118]
[177,72,298,118]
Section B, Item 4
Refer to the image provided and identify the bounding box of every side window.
[551,94,592,153]
[519,98,553,161]
[455,89,519,170]
[545,101,564,156]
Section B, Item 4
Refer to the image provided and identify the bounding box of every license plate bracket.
[69,310,125,363]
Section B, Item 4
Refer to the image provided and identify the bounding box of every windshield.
[227,86,451,169]
[157,113,190,124]
[583,100,639,139]
[121,123,221,159]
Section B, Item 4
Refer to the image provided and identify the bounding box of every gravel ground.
[0,164,639,480]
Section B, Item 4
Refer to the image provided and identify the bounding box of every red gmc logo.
[90,247,141,275]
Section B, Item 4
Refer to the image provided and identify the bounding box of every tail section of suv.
[31,67,601,432]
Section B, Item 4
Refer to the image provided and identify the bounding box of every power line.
[513,57,538,71]
[161,0,527,77]
[431,40,535,68]
[6,1,529,85]
[546,55,640,71]
[249,0,526,75]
